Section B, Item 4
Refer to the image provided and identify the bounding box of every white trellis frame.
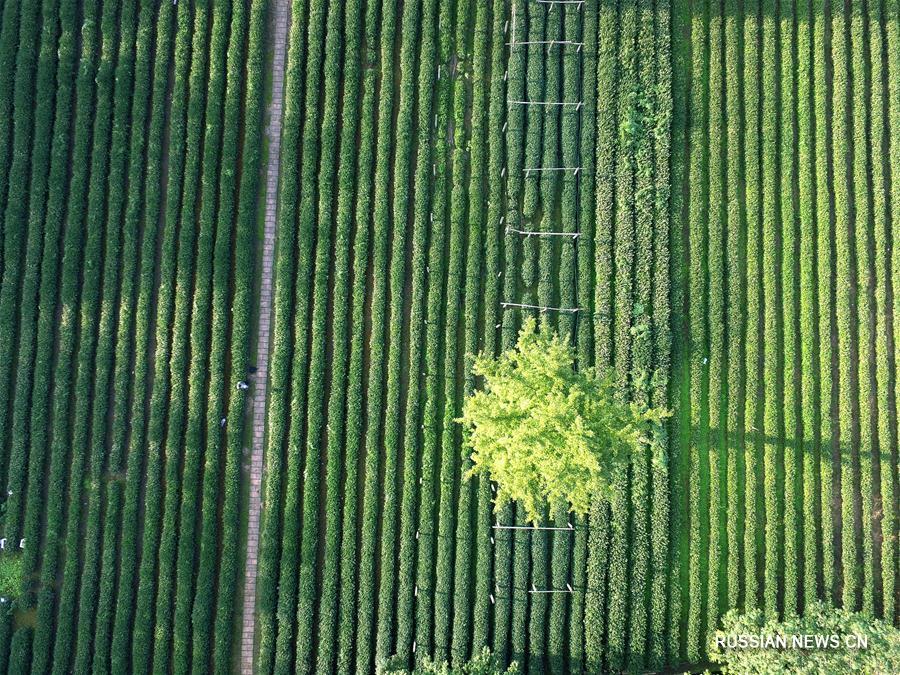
[506,225,581,239]
[488,0,589,599]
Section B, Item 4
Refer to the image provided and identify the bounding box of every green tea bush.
[383,647,519,674]
[0,555,22,599]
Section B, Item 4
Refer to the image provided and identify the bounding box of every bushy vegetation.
[709,604,900,673]
[247,0,899,671]
[383,648,519,675]
[1,0,898,672]
[0,0,265,670]
[0,555,22,600]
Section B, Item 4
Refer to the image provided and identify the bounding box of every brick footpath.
[240,0,289,671]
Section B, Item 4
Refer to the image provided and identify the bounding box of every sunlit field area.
[0,0,897,672]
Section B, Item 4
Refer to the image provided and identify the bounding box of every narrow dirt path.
[240,0,289,671]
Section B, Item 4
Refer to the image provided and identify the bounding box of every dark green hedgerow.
[354,0,398,671]
[491,0,519,663]
[585,0,615,669]
[27,0,101,670]
[272,0,328,667]
[760,0,780,624]
[628,1,656,668]
[0,0,40,486]
[832,0,856,614]
[295,0,344,671]
[650,0,674,668]
[850,0,873,619]
[395,0,438,660]
[70,2,147,670]
[166,1,232,669]
[885,0,900,624]
[475,0,505,656]
[781,0,800,620]
[868,0,893,624]
[113,3,190,672]
[136,3,210,671]
[192,0,254,667]
[706,0,725,646]
[686,0,709,659]
[487,0,512,662]
[609,0,638,667]
[434,0,472,662]
[412,0,452,662]
[96,3,175,671]
[571,0,599,667]
[11,0,66,621]
[530,5,561,669]
[723,0,744,621]
[668,0,691,662]
[335,1,379,671]
[146,0,213,666]
[0,0,22,244]
[49,3,124,671]
[813,0,835,610]
[511,1,540,664]
[0,0,64,664]
[316,0,363,670]
[796,0,817,614]
[742,0,762,618]
[452,0,490,661]
[375,0,423,663]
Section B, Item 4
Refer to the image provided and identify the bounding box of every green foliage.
[144,3,212,671]
[71,2,142,669]
[434,0,472,662]
[336,2,379,671]
[814,0,835,609]
[741,0,763,620]
[50,3,122,670]
[460,319,668,523]
[93,2,167,670]
[395,0,439,659]
[29,0,102,669]
[316,0,366,670]
[168,0,233,669]
[832,0,857,617]
[296,0,345,668]
[0,555,22,599]
[354,0,399,671]
[119,3,191,671]
[192,0,252,667]
[4,0,898,670]
[457,1,491,656]
[709,604,900,674]
[384,648,519,675]
[376,0,423,663]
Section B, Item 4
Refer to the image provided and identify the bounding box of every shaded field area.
[0,0,266,671]
[669,0,900,665]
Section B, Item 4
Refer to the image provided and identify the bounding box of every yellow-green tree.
[460,319,668,523]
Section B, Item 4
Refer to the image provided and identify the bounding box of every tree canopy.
[459,318,668,522]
